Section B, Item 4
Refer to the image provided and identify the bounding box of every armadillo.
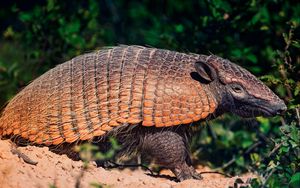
[0,45,286,181]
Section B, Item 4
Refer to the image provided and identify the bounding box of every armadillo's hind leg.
[141,129,202,181]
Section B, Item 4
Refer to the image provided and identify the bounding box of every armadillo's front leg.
[172,162,202,181]
[141,129,202,181]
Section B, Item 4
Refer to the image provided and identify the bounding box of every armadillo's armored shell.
[0,46,217,145]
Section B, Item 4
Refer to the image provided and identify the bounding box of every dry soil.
[0,139,254,188]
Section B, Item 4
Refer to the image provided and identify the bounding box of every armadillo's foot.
[173,164,203,181]
[141,128,201,182]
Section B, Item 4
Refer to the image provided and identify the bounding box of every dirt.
[0,139,254,188]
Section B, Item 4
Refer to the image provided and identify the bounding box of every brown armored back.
[0,46,217,145]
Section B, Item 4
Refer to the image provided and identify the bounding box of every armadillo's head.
[194,55,287,118]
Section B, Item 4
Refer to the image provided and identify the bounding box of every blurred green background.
[0,0,299,187]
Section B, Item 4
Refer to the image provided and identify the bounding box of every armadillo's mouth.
[253,105,275,117]
[235,105,275,118]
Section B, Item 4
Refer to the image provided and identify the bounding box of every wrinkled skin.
[197,55,287,118]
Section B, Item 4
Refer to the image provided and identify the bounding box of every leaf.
[257,117,270,133]
[3,26,15,38]
[260,75,282,85]
[280,146,290,153]
[19,12,32,22]
[289,172,300,188]
[260,25,269,30]
[294,82,300,96]
[283,33,289,44]
[291,40,300,48]
[247,54,258,63]
[250,153,261,164]
[236,156,245,167]
[175,24,184,33]
[242,140,253,148]
[290,126,299,143]
[90,182,103,188]
[47,0,55,12]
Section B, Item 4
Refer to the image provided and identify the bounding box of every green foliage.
[48,184,57,188]
[0,1,299,187]
[75,137,120,166]
[90,182,104,188]
[75,138,119,188]
[289,172,300,188]
[192,23,300,187]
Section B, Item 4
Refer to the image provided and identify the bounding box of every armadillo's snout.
[274,100,287,115]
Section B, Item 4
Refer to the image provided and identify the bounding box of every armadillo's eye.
[231,84,244,93]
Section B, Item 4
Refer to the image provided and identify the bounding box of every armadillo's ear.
[194,61,217,82]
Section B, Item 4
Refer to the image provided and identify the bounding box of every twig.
[214,157,236,171]
[295,107,300,126]
[261,168,276,187]
[260,142,283,164]
[283,25,294,71]
[279,64,293,99]
[105,0,120,28]
[75,164,88,188]
[206,121,217,144]
[280,117,287,126]
[267,142,283,158]
[245,141,262,154]
[214,140,262,171]
[249,120,274,145]
[11,148,38,165]
[278,25,295,100]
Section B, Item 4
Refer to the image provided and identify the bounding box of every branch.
[261,168,276,187]
[295,107,300,126]
[206,121,217,144]
[214,141,262,171]
[279,64,293,99]
[245,141,262,154]
[267,142,283,158]
[75,165,86,188]
[213,157,236,170]
[11,148,38,165]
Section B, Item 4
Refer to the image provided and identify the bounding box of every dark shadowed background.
[0,0,299,187]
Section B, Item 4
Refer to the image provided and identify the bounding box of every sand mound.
[0,139,253,188]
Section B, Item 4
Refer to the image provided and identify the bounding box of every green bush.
[0,1,299,187]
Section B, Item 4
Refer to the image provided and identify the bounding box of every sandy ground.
[0,139,254,188]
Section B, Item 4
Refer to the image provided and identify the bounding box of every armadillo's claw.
[191,170,203,180]
[11,148,38,165]
[173,164,203,182]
